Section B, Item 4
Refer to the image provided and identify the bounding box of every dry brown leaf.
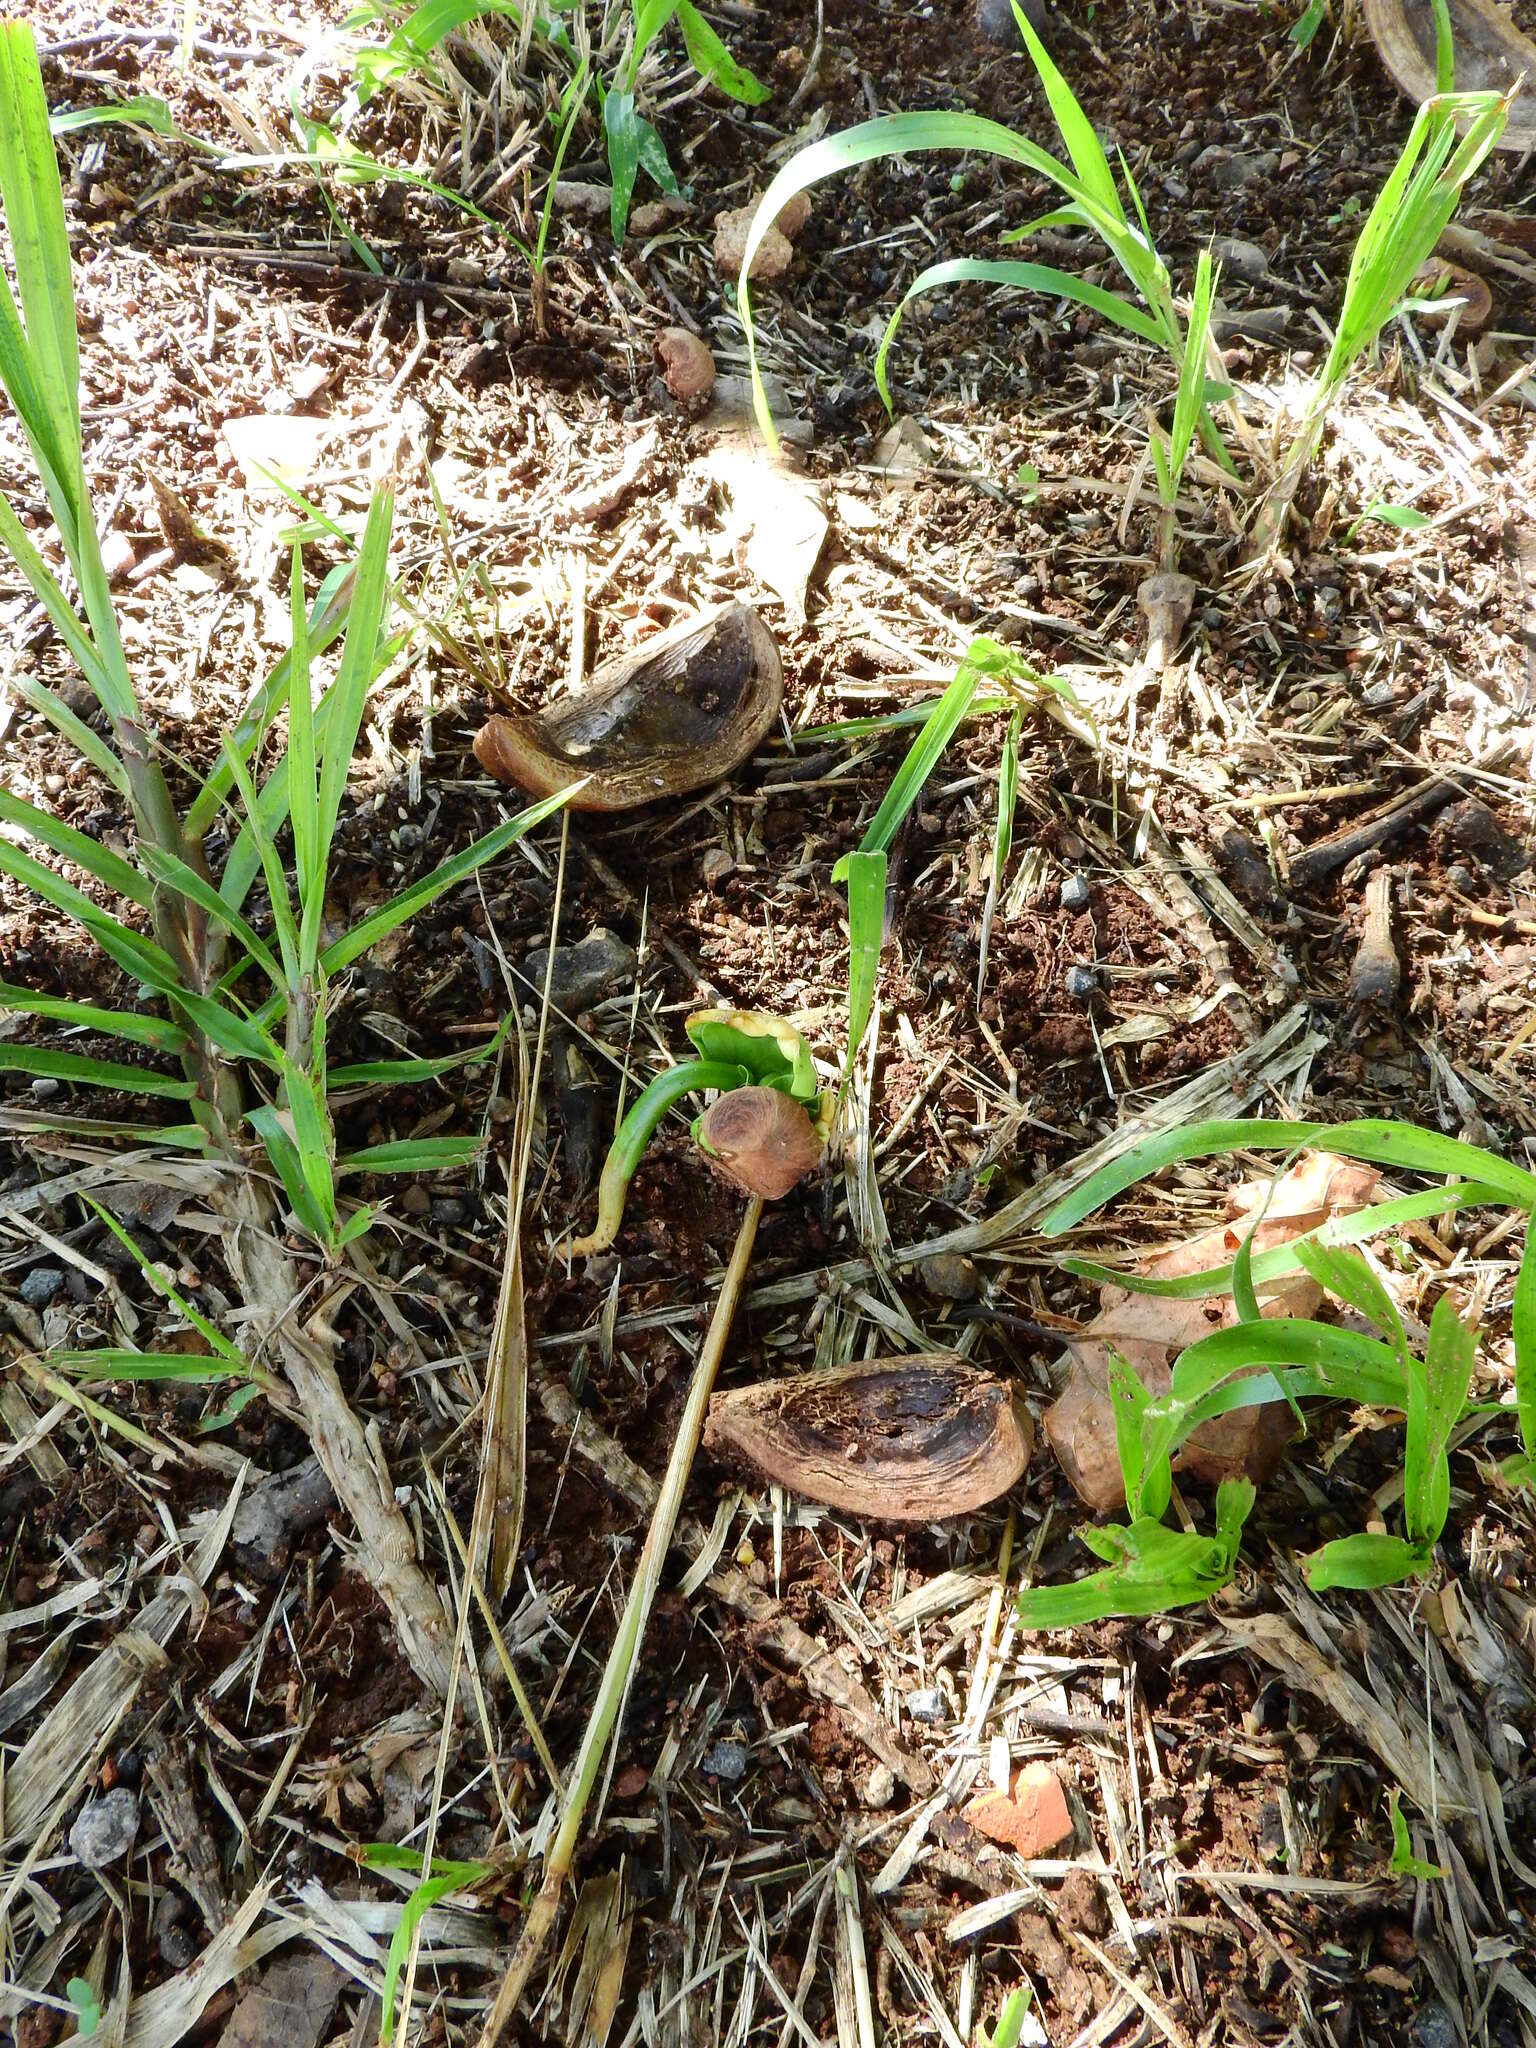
[1045,1152,1381,1510]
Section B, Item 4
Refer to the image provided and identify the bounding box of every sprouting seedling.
[1016,1347,1256,1629]
[568,1009,829,1256]
[1388,1791,1447,1881]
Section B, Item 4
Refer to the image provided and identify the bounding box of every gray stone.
[863,1763,897,1809]
[905,1687,946,1724]
[1065,965,1100,999]
[702,1739,750,1782]
[1060,873,1091,912]
[19,1267,64,1310]
[70,1787,140,1868]
[1411,2004,1458,2048]
[976,0,1046,42]
[1213,236,1270,284]
[523,928,637,1014]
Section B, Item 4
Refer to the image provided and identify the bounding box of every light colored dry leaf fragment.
[702,437,828,623]
[1045,1152,1381,1510]
[221,415,333,493]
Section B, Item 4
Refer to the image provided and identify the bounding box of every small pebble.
[917,1252,981,1301]
[19,1266,64,1310]
[1065,965,1100,999]
[1212,235,1270,284]
[1411,2003,1458,2048]
[524,928,638,1013]
[905,1687,946,1724]
[1446,864,1477,896]
[975,0,1046,42]
[30,1077,62,1100]
[1060,873,1092,912]
[702,1739,750,1783]
[430,1196,466,1226]
[69,1787,140,1868]
[863,1763,896,1809]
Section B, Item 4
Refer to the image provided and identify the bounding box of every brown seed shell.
[655,326,716,401]
[695,1086,824,1199]
[704,1355,1034,1521]
[1363,0,1536,153]
[473,603,781,812]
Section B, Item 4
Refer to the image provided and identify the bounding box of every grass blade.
[0,787,152,909]
[873,257,1163,412]
[843,849,886,1080]
[0,982,187,1052]
[337,1135,487,1175]
[0,835,180,991]
[1043,1117,1536,1235]
[0,1044,195,1098]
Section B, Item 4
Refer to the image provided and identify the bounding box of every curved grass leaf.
[7,676,129,798]
[0,786,152,909]
[1514,1222,1536,1471]
[336,1134,486,1176]
[85,1195,249,1366]
[141,842,286,990]
[1304,1530,1428,1592]
[0,982,187,1053]
[1058,1180,1509,1300]
[0,835,180,990]
[676,0,768,103]
[1043,1117,1536,1236]
[874,256,1162,412]
[318,785,578,977]
[0,1043,194,1098]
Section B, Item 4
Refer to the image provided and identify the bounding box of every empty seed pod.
[694,1085,825,1199]
[1363,0,1536,153]
[474,604,781,812]
[704,1355,1035,1521]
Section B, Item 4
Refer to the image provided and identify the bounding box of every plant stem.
[480,1195,764,2044]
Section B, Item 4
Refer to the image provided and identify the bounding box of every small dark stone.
[1065,965,1100,999]
[905,1687,947,1724]
[19,1267,64,1310]
[1411,2003,1458,2048]
[1060,874,1092,912]
[975,0,1045,43]
[524,928,638,1014]
[69,1788,140,1868]
[429,1196,467,1226]
[702,1739,750,1783]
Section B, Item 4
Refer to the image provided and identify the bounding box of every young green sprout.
[569,1009,828,1255]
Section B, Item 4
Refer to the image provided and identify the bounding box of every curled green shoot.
[568,1059,745,1256]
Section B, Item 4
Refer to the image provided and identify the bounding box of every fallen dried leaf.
[1045,1152,1381,1510]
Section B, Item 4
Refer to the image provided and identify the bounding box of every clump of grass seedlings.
[1017,1115,1536,1626]
[343,0,767,246]
[738,4,1231,477]
[0,22,573,1694]
[1249,0,1509,552]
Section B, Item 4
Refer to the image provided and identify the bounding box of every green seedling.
[738,8,1228,474]
[604,0,767,241]
[1151,245,1217,569]
[981,1989,1034,2048]
[65,1980,100,2039]
[1017,1350,1256,1626]
[569,1009,825,1255]
[1031,1112,1533,1620]
[1388,1792,1447,1880]
[1251,0,1508,551]
[832,637,1083,1086]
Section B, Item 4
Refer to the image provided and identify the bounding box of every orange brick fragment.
[964,1762,1073,1858]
